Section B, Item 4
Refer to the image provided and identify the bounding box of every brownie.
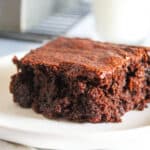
[10,37,150,123]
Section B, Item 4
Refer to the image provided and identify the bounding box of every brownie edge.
[10,37,150,123]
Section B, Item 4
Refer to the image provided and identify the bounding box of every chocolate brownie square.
[10,37,150,122]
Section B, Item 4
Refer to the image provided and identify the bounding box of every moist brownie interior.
[10,37,150,123]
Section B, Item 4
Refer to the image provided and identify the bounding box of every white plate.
[0,52,150,149]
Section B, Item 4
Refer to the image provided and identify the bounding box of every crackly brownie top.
[20,37,149,74]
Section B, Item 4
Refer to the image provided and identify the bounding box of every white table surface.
[0,140,35,150]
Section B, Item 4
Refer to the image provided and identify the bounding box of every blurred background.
[0,0,95,57]
[0,0,91,41]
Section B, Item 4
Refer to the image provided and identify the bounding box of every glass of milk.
[93,0,150,44]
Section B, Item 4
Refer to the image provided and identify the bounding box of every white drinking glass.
[93,0,150,44]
